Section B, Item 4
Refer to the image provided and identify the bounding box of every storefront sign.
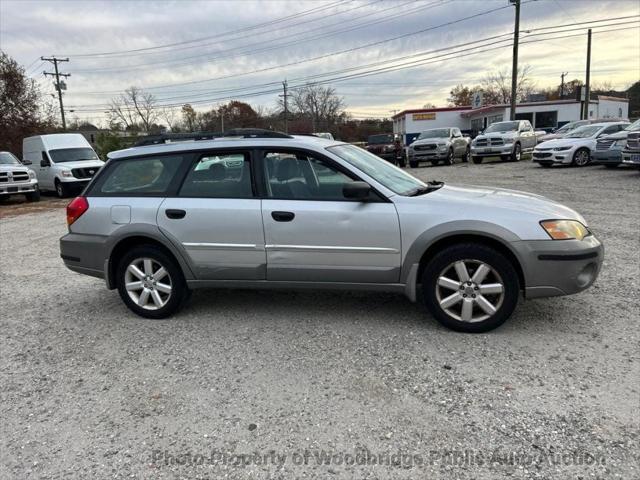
[413,113,436,121]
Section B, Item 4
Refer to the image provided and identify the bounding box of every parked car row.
[533,121,633,168]
[1,133,104,203]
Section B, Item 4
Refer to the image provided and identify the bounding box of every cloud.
[1,0,638,123]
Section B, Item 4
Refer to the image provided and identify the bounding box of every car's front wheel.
[422,243,520,333]
[55,179,68,198]
[572,148,591,167]
[116,245,188,319]
[462,146,470,162]
[510,143,522,162]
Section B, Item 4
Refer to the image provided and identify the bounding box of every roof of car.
[577,121,628,128]
[107,134,344,160]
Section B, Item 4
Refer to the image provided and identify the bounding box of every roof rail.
[134,128,292,147]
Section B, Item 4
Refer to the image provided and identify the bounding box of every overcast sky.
[1,0,638,125]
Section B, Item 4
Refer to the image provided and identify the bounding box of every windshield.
[566,125,601,138]
[484,121,520,133]
[49,147,100,163]
[367,134,394,145]
[625,119,640,131]
[327,144,426,196]
[0,152,21,165]
[556,121,586,134]
[417,129,450,139]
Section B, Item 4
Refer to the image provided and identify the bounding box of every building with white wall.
[392,96,629,144]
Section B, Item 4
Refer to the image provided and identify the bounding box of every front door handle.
[271,211,295,222]
[165,209,186,219]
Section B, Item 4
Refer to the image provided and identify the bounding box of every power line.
[70,0,446,74]
[58,0,348,57]
[67,23,639,113]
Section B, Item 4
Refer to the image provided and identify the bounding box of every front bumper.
[511,235,604,299]
[408,150,449,161]
[471,144,513,157]
[621,150,640,166]
[532,150,574,164]
[0,178,38,195]
[591,149,622,165]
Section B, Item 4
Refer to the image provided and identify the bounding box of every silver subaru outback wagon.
[60,129,603,333]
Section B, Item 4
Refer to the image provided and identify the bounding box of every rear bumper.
[60,232,108,280]
[511,235,604,298]
[0,179,38,195]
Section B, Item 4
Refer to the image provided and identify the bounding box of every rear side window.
[179,152,253,198]
[99,155,183,194]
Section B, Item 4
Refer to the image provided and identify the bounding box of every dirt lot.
[1,159,638,479]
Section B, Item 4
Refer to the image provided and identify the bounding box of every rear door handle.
[165,209,186,219]
[271,211,295,222]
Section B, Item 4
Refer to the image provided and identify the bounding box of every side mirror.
[22,159,32,165]
[343,181,371,200]
[40,158,50,167]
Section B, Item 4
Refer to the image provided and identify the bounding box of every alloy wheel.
[124,257,173,310]
[435,259,505,323]
[574,149,590,166]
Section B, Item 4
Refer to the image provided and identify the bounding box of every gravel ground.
[1,159,638,479]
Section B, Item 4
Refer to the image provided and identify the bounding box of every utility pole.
[583,29,592,120]
[560,72,568,98]
[279,80,289,133]
[42,56,70,130]
[509,0,520,121]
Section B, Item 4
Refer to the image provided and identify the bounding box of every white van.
[23,134,104,197]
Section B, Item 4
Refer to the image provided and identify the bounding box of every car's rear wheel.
[472,156,483,164]
[572,148,590,167]
[116,245,187,319]
[422,243,520,333]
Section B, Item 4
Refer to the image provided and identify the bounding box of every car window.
[602,125,622,135]
[262,151,354,200]
[49,147,100,163]
[100,156,182,194]
[180,152,252,198]
[0,152,20,165]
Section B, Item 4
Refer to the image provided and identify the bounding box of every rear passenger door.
[157,150,266,280]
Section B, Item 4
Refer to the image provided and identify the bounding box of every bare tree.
[108,86,158,132]
[160,106,180,132]
[287,83,345,131]
[481,65,535,104]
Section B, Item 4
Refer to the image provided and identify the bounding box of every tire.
[25,187,40,202]
[572,148,590,167]
[116,245,187,319]
[422,243,520,333]
[55,179,68,198]
[510,143,522,162]
[471,156,483,164]
[462,146,470,163]
[409,159,419,168]
[444,148,454,165]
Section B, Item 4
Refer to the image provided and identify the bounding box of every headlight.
[28,170,36,179]
[60,170,73,177]
[553,146,572,151]
[540,220,590,240]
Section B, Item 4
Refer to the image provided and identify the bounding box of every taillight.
[67,196,89,226]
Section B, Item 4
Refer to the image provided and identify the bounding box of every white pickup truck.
[470,120,537,164]
[0,151,39,202]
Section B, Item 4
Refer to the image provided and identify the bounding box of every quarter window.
[180,152,252,198]
[262,151,354,200]
[100,155,182,194]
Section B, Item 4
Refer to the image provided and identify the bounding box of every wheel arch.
[105,229,195,289]
[402,224,526,294]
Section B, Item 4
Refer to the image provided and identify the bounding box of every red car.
[365,134,405,167]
